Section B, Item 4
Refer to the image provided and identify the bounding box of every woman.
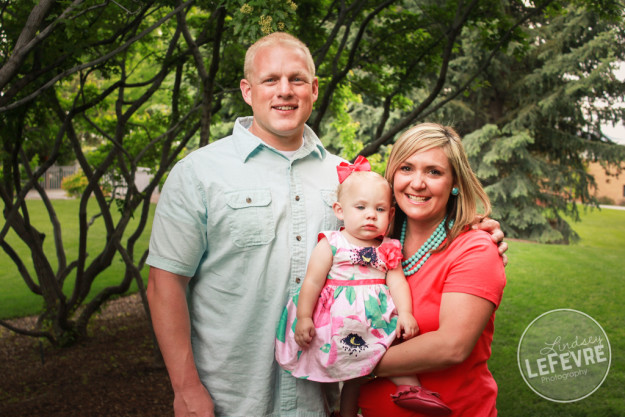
[358,123,506,416]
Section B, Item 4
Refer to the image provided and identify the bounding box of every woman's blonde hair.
[244,32,315,80]
[384,123,491,248]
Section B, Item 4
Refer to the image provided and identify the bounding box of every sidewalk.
[24,188,160,203]
[599,204,625,211]
[25,189,73,200]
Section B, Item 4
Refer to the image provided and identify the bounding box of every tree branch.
[311,0,396,132]
[359,0,555,156]
[0,320,55,343]
[19,147,67,273]
[0,239,40,294]
[0,0,63,90]
[0,0,195,113]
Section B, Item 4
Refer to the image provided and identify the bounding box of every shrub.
[597,195,615,205]
[61,170,88,197]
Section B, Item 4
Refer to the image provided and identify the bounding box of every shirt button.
[246,197,252,203]
[296,235,302,241]
[295,195,300,201]
[295,278,301,284]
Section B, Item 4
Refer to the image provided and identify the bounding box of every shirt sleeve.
[442,230,506,308]
[146,158,209,277]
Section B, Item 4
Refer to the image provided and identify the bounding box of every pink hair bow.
[336,155,371,183]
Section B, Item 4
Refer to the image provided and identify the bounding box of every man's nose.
[277,77,292,96]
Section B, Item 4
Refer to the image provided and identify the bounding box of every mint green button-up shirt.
[147,117,343,417]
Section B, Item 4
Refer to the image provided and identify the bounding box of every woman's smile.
[405,194,431,203]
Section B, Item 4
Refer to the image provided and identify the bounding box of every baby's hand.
[294,317,316,348]
[396,314,419,340]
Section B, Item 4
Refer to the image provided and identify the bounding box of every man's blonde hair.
[384,123,491,247]
[244,32,316,80]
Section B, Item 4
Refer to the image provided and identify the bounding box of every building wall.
[587,161,625,205]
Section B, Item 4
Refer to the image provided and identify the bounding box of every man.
[147,32,507,417]
[147,32,344,417]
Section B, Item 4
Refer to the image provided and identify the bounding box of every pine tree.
[451,3,625,242]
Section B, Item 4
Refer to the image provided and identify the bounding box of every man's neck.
[248,124,304,151]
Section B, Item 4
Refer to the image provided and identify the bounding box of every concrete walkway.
[25,188,160,203]
[599,204,625,211]
[25,189,73,200]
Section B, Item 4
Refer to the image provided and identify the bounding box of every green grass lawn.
[492,207,624,416]
[0,198,155,319]
[1,200,623,415]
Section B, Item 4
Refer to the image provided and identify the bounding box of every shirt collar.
[233,116,326,162]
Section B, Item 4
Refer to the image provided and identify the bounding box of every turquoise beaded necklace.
[400,217,453,276]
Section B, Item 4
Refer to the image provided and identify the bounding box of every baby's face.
[337,176,393,242]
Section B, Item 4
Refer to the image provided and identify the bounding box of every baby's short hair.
[336,170,390,202]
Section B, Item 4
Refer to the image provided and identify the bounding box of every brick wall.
[587,161,625,205]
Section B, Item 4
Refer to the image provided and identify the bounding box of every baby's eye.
[356,205,365,210]
[376,207,386,212]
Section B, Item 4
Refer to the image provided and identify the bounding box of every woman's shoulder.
[444,229,504,270]
[449,228,498,252]
[443,229,506,306]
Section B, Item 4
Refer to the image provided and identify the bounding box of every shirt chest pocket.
[225,190,275,247]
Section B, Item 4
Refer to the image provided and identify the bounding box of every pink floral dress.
[275,230,403,382]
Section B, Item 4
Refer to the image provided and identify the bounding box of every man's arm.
[147,267,215,417]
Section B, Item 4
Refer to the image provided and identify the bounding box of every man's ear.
[332,202,344,220]
[311,77,319,103]
[240,79,253,106]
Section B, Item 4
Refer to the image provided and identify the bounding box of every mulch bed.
[0,294,174,417]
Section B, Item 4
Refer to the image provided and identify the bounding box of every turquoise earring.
[451,187,459,196]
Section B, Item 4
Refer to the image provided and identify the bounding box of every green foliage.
[1,0,624,345]
[61,170,88,197]
[443,4,625,243]
[326,82,363,160]
[230,0,299,39]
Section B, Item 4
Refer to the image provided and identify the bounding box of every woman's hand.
[294,317,315,348]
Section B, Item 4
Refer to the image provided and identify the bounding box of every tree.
[440,2,625,242]
[1,0,621,345]
[0,0,233,345]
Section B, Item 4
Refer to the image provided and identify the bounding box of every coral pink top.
[359,230,506,417]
